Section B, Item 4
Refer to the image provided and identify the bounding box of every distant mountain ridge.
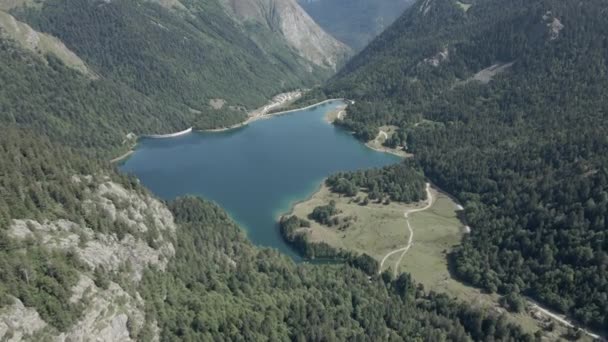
[220,0,351,69]
[297,0,415,51]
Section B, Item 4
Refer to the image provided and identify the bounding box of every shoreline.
[141,127,193,139]
[203,98,344,133]
[277,179,326,221]
[365,128,412,158]
[109,149,134,164]
[109,98,344,163]
[364,143,412,159]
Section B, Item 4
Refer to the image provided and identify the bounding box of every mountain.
[297,0,415,51]
[220,0,351,69]
[0,0,536,339]
[0,129,531,340]
[312,0,608,331]
[0,0,348,156]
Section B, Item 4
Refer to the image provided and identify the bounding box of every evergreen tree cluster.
[327,161,427,202]
[140,197,533,341]
[319,0,608,330]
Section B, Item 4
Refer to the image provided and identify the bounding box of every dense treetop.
[0,0,338,157]
[0,1,539,338]
[312,0,608,331]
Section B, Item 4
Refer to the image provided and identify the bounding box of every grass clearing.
[291,184,411,260]
[366,125,412,158]
[394,189,463,283]
[292,182,591,339]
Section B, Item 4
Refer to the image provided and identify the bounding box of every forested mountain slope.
[312,0,608,332]
[0,1,534,338]
[0,127,535,340]
[220,0,351,69]
[13,0,343,105]
[298,0,415,51]
[0,0,347,156]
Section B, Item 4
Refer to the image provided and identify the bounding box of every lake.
[120,100,400,259]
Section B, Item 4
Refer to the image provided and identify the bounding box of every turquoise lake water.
[120,101,400,258]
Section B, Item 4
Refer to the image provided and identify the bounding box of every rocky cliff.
[0,177,175,341]
[220,0,351,70]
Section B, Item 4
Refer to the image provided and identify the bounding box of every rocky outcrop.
[0,10,93,76]
[543,11,564,41]
[423,47,449,67]
[220,0,350,69]
[0,277,152,342]
[0,299,47,341]
[58,276,148,342]
[419,0,433,16]
[2,177,175,341]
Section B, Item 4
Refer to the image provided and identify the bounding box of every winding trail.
[379,183,434,275]
[110,150,134,164]
[377,184,604,340]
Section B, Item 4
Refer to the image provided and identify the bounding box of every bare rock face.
[10,180,176,282]
[423,47,449,67]
[0,277,152,342]
[3,177,175,341]
[57,276,147,342]
[419,0,433,16]
[220,0,351,69]
[543,11,564,41]
[0,11,93,76]
[0,298,47,341]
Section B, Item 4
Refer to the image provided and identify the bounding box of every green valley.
[1,0,607,340]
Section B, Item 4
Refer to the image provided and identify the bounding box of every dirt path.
[110,150,134,164]
[337,110,345,120]
[392,215,414,277]
[365,130,411,158]
[205,98,344,133]
[379,183,434,275]
[527,299,603,340]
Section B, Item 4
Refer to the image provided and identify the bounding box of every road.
[377,183,604,341]
[528,299,603,340]
[379,183,434,275]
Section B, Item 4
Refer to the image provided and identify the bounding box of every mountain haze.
[298,0,415,50]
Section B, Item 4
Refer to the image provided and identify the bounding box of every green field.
[291,185,411,260]
[292,183,590,339]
